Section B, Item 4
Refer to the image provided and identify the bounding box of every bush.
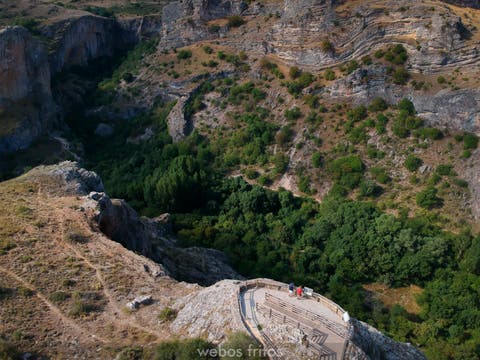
[463,133,479,150]
[284,107,302,121]
[370,167,391,184]
[177,49,192,60]
[159,307,178,322]
[359,180,382,198]
[347,106,368,122]
[398,99,416,114]
[220,332,264,359]
[312,152,323,168]
[227,15,245,28]
[329,155,365,189]
[324,69,336,81]
[436,164,455,176]
[13,18,41,35]
[368,97,388,112]
[416,186,443,209]
[0,339,17,360]
[203,45,213,54]
[453,178,468,188]
[321,39,334,53]
[404,155,423,172]
[289,66,301,79]
[276,126,294,145]
[392,68,410,85]
[437,76,446,84]
[84,6,114,18]
[117,347,143,360]
[413,127,443,140]
[345,60,360,74]
[154,338,216,360]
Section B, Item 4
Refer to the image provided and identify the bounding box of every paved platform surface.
[241,287,348,359]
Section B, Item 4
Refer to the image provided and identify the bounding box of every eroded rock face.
[171,279,245,341]
[324,66,480,133]
[270,0,472,71]
[43,15,131,74]
[0,26,56,153]
[350,319,426,360]
[160,0,248,48]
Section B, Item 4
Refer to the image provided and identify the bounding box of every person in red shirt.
[296,285,303,299]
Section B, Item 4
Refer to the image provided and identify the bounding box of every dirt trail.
[0,265,107,344]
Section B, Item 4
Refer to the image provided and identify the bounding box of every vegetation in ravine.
[60,42,480,360]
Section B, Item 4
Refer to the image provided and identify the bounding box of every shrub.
[347,106,368,122]
[208,24,221,33]
[245,169,259,179]
[359,180,382,198]
[289,66,301,79]
[374,49,385,58]
[227,15,245,28]
[416,186,443,209]
[117,347,143,360]
[362,55,373,65]
[329,155,365,189]
[220,332,264,360]
[453,178,468,188]
[398,99,416,114]
[312,152,323,168]
[324,69,336,81]
[345,60,360,74]
[154,338,215,360]
[463,133,479,150]
[13,18,41,35]
[284,107,302,121]
[413,127,443,140]
[368,97,388,112]
[321,39,334,53]
[392,68,410,85]
[202,45,213,54]
[84,6,114,18]
[0,339,17,360]
[404,155,423,172]
[159,307,178,322]
[177,49,192,60]
[276,126,294,145]
[436,164,455,176]
[437,76,446,84]
[370,167,391,184]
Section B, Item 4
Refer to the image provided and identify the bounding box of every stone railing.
[237,278,356,360]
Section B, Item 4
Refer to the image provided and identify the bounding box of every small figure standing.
[288,282,295,297]
[296,285,303,299]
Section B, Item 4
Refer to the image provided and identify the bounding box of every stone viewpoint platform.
[237,279,367,360]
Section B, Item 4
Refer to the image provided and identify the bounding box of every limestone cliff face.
[43,15,134,74]
[325,66,480,133]
[0,13,157,155]
[270,0,472,71]
[350,319,426,360]
[160,0,248,48]
[0,26,56,153]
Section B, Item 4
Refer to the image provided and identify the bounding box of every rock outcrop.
[324,66,480,133]
[0,26,56,154]
[350,319,427,360]
[160,0,248,48]
[269,0,475,72]
[42,15,135,74]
